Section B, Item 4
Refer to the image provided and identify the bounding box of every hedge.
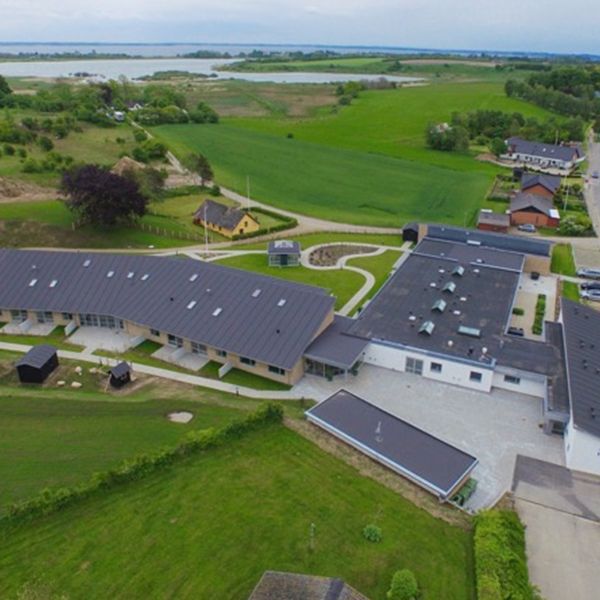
[474,509,541,600]
[1,403,283,527]
[532,294,547,335]
[232,206,297,241]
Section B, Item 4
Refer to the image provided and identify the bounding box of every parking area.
[513,456,600,600]
[295,365,564,510]
[69,327,140,352]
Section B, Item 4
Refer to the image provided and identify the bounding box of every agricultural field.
[0,424,475,599]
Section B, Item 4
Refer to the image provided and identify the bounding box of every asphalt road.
[584,137,600,236]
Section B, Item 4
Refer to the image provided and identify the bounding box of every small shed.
[16,344,58,384]
[109,361,132,388]
[402,222,419,243]
[477,209,510,233]
[268,240,301,267]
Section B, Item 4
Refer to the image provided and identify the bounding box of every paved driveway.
[295,365,564,510]
[513,456,600,600]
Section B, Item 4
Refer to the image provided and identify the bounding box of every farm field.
[0,424,475,599]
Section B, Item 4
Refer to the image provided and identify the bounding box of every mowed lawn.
[0,391,243,508]
[154,123,491,227]
[0,425,475,599]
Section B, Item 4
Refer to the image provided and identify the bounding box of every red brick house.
[520,173,561,199]
[510,192,560,228]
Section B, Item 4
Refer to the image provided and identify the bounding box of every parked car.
[592,171,599,179]
[580,281,600,291]
[518,224,536,233]
[577,267,600,280]
[581,290,600,302]
[507,326,525,337]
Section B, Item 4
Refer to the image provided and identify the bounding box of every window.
[167,334,183,348]
[405,357,423,375]
[268,365,285,376]
[504,374,521,385]
[430,362,443,373]
[62,312,73,321]
[240,357,256,367]
[150,328,160,337]
[191,342,207,355]
[216,350,227,358]
[36,311,53,324]
[470,371,482,383]
[79,314,123,329]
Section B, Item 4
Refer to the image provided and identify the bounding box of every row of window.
[405,356,484,383]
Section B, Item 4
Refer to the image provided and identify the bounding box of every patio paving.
[1,321,55,336]
[69,327,139,352]
[294,365,565,510]
[152,346,208,371]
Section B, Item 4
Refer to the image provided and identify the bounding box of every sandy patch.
[168,411,194,424]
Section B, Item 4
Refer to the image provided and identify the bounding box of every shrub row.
[232,207,297,240]
[532,294,547,335]
[474,509,541,600]
[1,402,284,527]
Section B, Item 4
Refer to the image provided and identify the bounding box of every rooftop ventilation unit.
[432,299,447,313]
[49,279,58,288]
[107,270,115,278]
[419,320,435,336]
[83,259,91,268]
[460,296,467,302]
[458,325,481,338]
[476,258,484,264]
[429,282,437,288]
[186,300,197,310]
[467,240,481,246]
[252,289,262,298]
[141,274,150,281]
[442,281,456,294]
[408,315,417,322]
[473,268,480,274]
[212,307,222,317]
[453,310,461,316]
[29,278,38,287]
[189,274,198,282]
[277,299,287,307]
[452,265,465,277]
[438,268,445,274]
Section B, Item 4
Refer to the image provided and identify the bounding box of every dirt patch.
[285,418,472,528]
[168,411,194,423]
[0,177,60,203]
[309,244,377,267]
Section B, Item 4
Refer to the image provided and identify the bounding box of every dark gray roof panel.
[0,250,334,371]
[110,361,131,378]
[477,211,510,226]
[427,224,551,257]
[507,137,583,162]
[521,173,561,194]
[304,316,368,369]
[511,192,554,216]
[268,240,301,255]
[16,344,57,369]
[561,299,600,436]
[306,389,478,498]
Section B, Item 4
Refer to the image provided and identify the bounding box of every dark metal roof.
[267,240,301,255]
[477,210,510,226]
[194,199,256,230]
[511,192,554,216]
[304,316,368,369]
[110,361,131,378]
[348,241,521,364]
[561,299,600,437]
[507,137,583,163]
[0,250,334,371]
[521,173,561,194]
[306,389,478,498]
[248,571,369,600]
[16,344,57,369]
[427,224,551,257]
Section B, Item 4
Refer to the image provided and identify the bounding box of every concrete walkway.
[0,341,300,401]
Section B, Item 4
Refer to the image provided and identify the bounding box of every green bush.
[474,509,540,600]
[532,294,547,335]
[387,569,419,600]
[2,403,283,527]
[362,523,382,543]
[512,307,525,316]
[231,207,297,240]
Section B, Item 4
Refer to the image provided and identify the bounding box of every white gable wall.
[564,420,600,476]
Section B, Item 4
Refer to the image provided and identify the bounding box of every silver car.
[577,267,600,280]
[581,290,600,302]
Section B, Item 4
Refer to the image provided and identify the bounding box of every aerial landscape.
[1,2,600,599]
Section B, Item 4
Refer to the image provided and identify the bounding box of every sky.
[0,0,599,55]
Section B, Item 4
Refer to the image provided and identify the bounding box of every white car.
[577,267,600,280]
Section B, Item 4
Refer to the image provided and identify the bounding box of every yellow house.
[194,199,260,238]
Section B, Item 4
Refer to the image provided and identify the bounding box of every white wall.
[492,368,547,398]
[564,420,600,476]
[363,342,493,392]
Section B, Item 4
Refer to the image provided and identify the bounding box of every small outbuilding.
[16,344,58,384]
[109,361,132,388]
[520,173,561,199]
[402,222,419,243]
[477,209,510,233]
[267,240,301,267]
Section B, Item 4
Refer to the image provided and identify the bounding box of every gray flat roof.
[348,240,521,365]
[427,224,551,257]
[561,299,600,437]
[306,389,477,498]
[268,240,301,255]
[304,316,368,369]
[0,250,334,371]
[16,344,57,369]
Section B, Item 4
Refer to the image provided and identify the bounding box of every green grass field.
[198,361,291,391]
[0,424,475,599]
[551,243,577,276]
[0,325,84,352]
[347,250,402,309]
[214,253,364,310]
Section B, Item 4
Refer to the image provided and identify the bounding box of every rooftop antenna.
[375,421,383,443]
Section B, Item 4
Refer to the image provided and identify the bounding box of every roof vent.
[419,320,435,335]
[408,315,417,321]
[476,258,483,264]
[429,282,437,288]
[127,271,135,279]
[83,259,91,268]
[453,265,465,277]
[186,300,197,310]
[107,270,115,278]
[212,307,222,317]
[49,279,58,288]
[189,274,198,282]
[447,340,454,347]
[141,274,150,281]
[28,278,38,287]
[442,281,456,294]
[453,310,461,316]
[432,299,447,313]
[473,268,480,274]
[438,268,445,274]
[252,289,262,298]
[277,299,287,307]
[458,325,481,338]
[460,296,467,302]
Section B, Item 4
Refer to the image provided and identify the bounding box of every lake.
[0,57,422,84]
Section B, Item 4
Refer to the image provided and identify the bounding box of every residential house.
[510,192,560,228]
[503,137,585,172]
[520,173,561,199]
[193,199,260,238]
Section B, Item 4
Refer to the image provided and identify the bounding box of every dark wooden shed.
[402,222,419,243]
[16,344,58,384]
[109,361,132,388]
